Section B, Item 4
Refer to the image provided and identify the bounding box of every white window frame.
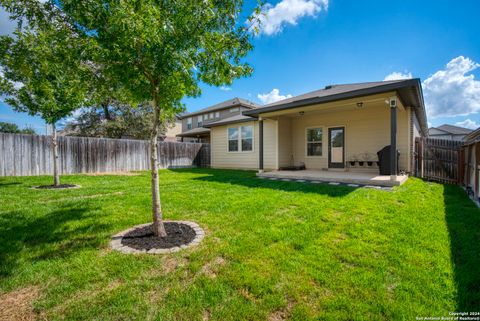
[187,117,192,130]
[305,126,324,158]
[197,115,203,127]
[227,124,254,153]
[215,112,220,118]
[227,127,239,152]
[209,112,214,119]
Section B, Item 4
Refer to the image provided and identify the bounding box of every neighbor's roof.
[462,126,480,144]
[178,98,260,119]
[176,127,210,137]
[203,114,254,128]
[430,124,473,135]
[243,79,428,134]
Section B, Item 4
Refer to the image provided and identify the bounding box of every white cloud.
[423,56,480,118]
[252,0,328,36]
[219,86,231,91]
[455,119,479,130]
[384,71,413,81]
[257,88,293,104]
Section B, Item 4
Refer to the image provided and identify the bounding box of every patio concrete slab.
[257,170,408,187]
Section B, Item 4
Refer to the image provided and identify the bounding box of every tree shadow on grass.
[171,168,356,198]
[444,184,480,311]
[0,206,110,278]
[0,180,21,187]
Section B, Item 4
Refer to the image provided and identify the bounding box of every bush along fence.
[0,133,210,177]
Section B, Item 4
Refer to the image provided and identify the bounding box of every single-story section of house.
[204,79,428,186]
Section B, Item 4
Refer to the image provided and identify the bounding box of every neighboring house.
[461,127,480,204]
[161,117,182,142]
[176,98,260,143]
[428,124,472,141]
[204,79,428,178]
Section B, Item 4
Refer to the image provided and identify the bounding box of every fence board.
[415,137,462,184]
[0,133,210,177]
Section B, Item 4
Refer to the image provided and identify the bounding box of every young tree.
[57,1,258,236]
[0,16,91,186]
[4,0,258,235]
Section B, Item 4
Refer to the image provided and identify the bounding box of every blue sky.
[1,0,480,133]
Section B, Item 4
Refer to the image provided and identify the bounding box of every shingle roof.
[243,79,428,135]
[176,127,210,137]
[435,124,473,135]
[179,98,260,119]
[263,80,408,107]
[203,114,254,128]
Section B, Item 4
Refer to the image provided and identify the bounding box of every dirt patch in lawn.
[200,257,227,279]
[0,286,40,321]
[267,298,295,321]
[121,223,196,250]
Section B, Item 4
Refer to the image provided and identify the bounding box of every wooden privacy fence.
[415,137,463,184]
[0,133,210,177]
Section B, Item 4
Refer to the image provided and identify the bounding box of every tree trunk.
[102,100,112,121]
[150,97,167,237]
[52,123,60,186]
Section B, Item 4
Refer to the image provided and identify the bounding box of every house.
[176,98,260,143]
[161,117,182,142]
[204,79,428,186]
[461,127,480,205]
[428,124,472,141]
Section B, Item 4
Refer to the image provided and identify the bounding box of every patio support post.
[390,97,398,180]
[259,118,264,173]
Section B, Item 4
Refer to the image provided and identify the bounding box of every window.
[215,112,220,118]
[230,107,240,113]
[228,127,239,152]
[209,112,214,119]
[228,125,253,152]
[241,125,253,151]
[187,117,192,130]
[197,115,203,127]
[306,127,323,156]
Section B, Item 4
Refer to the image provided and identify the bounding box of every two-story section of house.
[177,98,260,143]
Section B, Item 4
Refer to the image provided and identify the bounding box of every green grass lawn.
[0,169,479,320]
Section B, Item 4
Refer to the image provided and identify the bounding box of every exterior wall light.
[356,102,364,108]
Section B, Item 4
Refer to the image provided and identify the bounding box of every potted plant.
[358,153,365,166]
[365,153,375,167]
[349,155,358,167]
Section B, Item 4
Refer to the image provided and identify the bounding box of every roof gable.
[179,97,260,119]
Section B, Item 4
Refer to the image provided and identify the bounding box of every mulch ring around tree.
[32,184,81,190]
[111,221,205,254]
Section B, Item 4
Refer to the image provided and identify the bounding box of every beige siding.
[283,100,411,172]
[212,94,413,172]
[211,119,277,170]
[264,119,278,169]
[164,119,182,140]
[278,117,293,167]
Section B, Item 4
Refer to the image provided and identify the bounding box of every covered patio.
[257,169,408,187]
